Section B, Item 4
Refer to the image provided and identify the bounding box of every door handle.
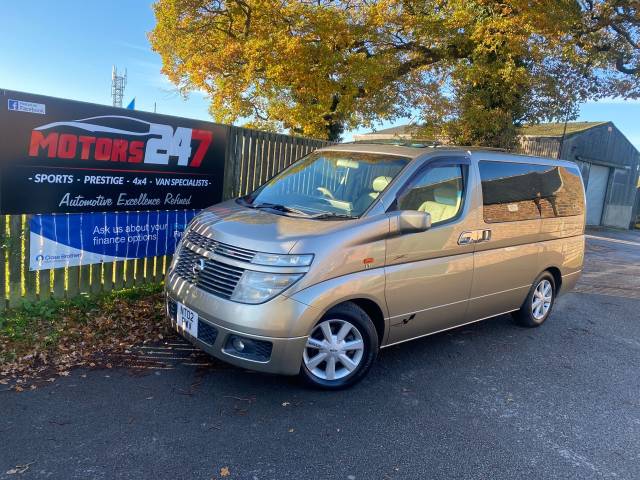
[458,230,491,245]
[458,231,476,245]
[478,229,491,242]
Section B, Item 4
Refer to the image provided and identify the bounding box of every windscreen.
[245,151,410,217]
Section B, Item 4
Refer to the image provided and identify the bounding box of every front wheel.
[300,302,378,390]
[512,272,556,327]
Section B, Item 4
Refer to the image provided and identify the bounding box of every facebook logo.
[7,99,46,114]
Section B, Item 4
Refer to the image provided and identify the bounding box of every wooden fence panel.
[79,263,91,295]
[240,131,251,197]
[23,216,37,302]
[0,216,6,312]
[8,216,22,308]
[144,257,154,285]
[66,266,80,300]
[112,260,125,291]
[52,265,65,300]
[39,263,51,302]
[90,263,102,294]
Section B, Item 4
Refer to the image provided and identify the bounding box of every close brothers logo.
[35,253,81,264]
[27,115,213,167]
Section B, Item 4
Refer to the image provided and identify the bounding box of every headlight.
[230,271,303,304]
[251,252,313,267]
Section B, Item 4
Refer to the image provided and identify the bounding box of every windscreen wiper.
[308,212,356,220]
[251,202,310,217]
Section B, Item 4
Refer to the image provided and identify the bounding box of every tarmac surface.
[1,229,639,479]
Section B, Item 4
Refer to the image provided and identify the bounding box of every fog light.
[225,335,273,362]
[232,337,246,352]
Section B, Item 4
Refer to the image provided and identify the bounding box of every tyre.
[512,272,556,328]
[300,302,379,390]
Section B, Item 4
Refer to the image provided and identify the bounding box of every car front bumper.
[165,273,316,375]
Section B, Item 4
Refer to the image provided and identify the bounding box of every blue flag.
[126,97,135,110]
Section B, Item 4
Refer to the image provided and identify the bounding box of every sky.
[1,1,639,149]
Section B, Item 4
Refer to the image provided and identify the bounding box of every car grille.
[197,320,218,345]
[185,231,256,263]
[174,247,244,299]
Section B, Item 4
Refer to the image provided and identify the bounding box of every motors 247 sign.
[0,89,229,214]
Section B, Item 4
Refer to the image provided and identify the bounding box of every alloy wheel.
[303,319,364,381]
[532,279,553,320]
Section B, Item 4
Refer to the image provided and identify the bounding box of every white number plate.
[176,302,198,338]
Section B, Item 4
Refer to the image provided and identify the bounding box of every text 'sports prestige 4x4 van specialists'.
[166,143,585,389]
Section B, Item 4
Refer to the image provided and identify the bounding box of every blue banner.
[30,210,198,270]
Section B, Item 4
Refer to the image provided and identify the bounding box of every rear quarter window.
[479,161,584,223]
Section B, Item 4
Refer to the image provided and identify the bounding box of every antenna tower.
[111,66,127,108]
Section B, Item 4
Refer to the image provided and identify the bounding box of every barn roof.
[518,122,609,137]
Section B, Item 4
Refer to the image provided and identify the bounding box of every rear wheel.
[300,302,378,390]
[512,272,556,327]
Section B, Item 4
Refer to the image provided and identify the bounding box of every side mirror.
[388,210,431,235]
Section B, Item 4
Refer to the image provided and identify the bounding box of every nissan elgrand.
[166,143,585,389]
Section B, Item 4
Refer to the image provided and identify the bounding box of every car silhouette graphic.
[35,115,158,136]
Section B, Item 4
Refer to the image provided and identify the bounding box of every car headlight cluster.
[228,253,313,304]
[231,271,303,304]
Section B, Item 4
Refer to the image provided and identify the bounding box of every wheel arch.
[540,265,563,294]
[310,295,388,344]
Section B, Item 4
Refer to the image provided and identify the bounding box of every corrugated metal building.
[518,122,640,229]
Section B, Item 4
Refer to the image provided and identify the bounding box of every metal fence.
[0,127,330,311]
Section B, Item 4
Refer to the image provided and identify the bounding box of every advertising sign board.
[0,90,229,214]
[29,210,197,271]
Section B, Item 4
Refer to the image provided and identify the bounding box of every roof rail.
[436,145,511,152]
[344,139,442,148]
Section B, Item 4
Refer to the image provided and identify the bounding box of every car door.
[384,156,478,345]
[466,159,543,322]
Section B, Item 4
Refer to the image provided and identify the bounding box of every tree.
[150,0,640,145]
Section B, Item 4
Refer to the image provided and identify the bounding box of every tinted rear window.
[479,161,583,223]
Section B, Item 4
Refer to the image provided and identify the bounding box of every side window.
[397,165,464,225]
[479,161,544,222]
[479,161,584,223]
[538,166,584,218]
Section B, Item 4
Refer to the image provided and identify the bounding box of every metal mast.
[111,66,127,108]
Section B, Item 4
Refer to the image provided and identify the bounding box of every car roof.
[319,143,430,159]
[320,143,577,167]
